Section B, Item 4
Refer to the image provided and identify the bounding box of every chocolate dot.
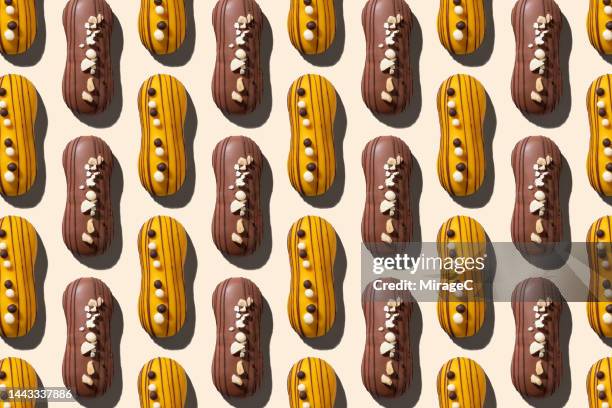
[447,371,455,379]
[297,370,306,379]
[153,280,162,289]
[157,304,167,313]
[600,391,606,400]
[453,138,461,147]
[154,0,162,4]
[0,88,6,96]
[456,304,466,313]
[303,280,312,289]
[150,249,158,258]
[153,138,163,147]
[606,0,612,5]
[299,391,307,400]
[7,21,16,30]
[449,249,457,258]
[607,163,612,172]
[148,229,156,237]
[598,87,607,96]
[150,391,158,400]
[297,88,306,96]
[605,138,611,147]
[150,108,158,117]
[299,250,307,258]
[3,0,11,5]
[599,249,607,259]
[7,304,16,313]
[306,304,316,313]
[303,0,312,5]
[3,139,11,147]
[453,0,461,4]
[306,163,316,171]
[607,21,612,30]
[600,108,607,117]
[297,229,306,238]
[447,88,455,96]
[449,392,457,400]
[598,229,606,238]
[607,304,612,313]
[299,108,307,117]
[0,392,7,400]
[449,108,457,117]
[148,88,156,96]
[303,138,312,147]
[0,109,8,117]
[157,163,167,172]
[598,371,606,379]
[157,21,167,30]
[306,21,316,30]
[604,279,612,289]
[148,371,156,379]
[0,230,5,238]
[456,21,466,30]
[0,250,8,259]
[446,229,455,238]
[3,280,11,289]
[7,163,16,172]
[0,372,5,380]
[456,163,466,172]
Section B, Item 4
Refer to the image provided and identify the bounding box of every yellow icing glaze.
[437,0,485,55]
[138,216,187,338]
[138,0,186,55]
[587,74,612,196]
[0,216,37,338]
[588,0,612,55]
[0,0,36,55]
[287,74,336,197]
[138,74,187,197]
[437,357,486,408]
[288,357,336,408]
[138,357,187,408]
[288,0,335,55]
[586,215,612,337]
[0,357,38,408]
[436,215,486,338]
[0,74,37,197]
[587,357,612,408]
[437,74,486,197]
[287,216,336,338]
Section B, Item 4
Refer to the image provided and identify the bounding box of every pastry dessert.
[62,136,114,257]
[212,277,263,397]
[511,0,562,115]
[62,277,114,398]
[287,0,335,55]
[287,215,336,338]
[361,136,412,256]
[587,75,612,196]
[588,0,612,55]
[0,357,38,408]
[511,277,563,398]
[212,0,263,114]
[62,0,114,115]
[436,215,487,338]
[287,74,336,197]
[361,278,413,398]
[511,136,562,256]
[138,74,187,197]
[138,0,186,55]
[212,136,263,256]
[361,0,412,114]
[437,74,486,197]
[586,216,612,337]
[138,216,187,338]
[138,357,187,408]
[0,215,37,338]
[288,357,336,408]
[587,357,612,408]
[0,0,36,55]
[437,0,485,55]
[437,357,486,407]
[0,74,37,197]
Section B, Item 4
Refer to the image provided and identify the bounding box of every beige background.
[0,0,607,406]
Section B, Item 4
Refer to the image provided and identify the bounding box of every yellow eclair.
[588,0,612,55]
[0,0,36,55]
[0,357,38,408]
[437,74,486,197]
[287,74,336,197]
[436,215,487,338]
[288,357,336,408]
[587,75,612,196]
[138,357,187,408]
[586,216,612,337]
[288,0,335,55]
[287,216,336,338]
[138,74,187,197]
[437,357,486,408]
[587,357,612,408]
[138,216,187,338]
[138,0,186,55]
[437,0,485,55]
